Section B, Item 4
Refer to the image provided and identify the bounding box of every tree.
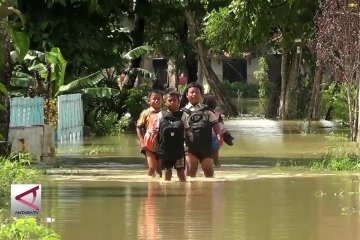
[203,0,318,119]
[185,8,238,116]
[17,0,133,78]
[315,0,360,141]
[0,0,29,140]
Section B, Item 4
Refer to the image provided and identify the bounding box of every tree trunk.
[357,77,360,146]
[184,10,238,116]
[279,47,302,119]
[177,20,197,84]
[307,65,324,121]
[266,76,281,118]
[125,0,147,88]
[0,26,11,141]
[279,50,288,119]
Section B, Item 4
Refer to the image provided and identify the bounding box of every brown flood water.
[6,118,352,239]
[58,119,351,163]
[40,170,360,240]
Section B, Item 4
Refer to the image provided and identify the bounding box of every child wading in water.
[182,83,222,177]
[136,90,163,177]
[156,90,189,181]
[203,94,225,167]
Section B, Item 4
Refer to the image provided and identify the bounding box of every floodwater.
[58,118,351,165]
[3,110,356,240]
[39,170,360,240]
[40,116,358,240]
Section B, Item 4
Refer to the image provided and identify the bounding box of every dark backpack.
[182,107,212,151]
[156,111,185,160]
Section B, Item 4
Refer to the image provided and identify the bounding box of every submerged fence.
[10,97,44,127]
[57,93,84,143]
[9,94,84,144]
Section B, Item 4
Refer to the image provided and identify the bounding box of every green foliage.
[11,48,67,97]
[222,80,262,98]
[0,217,60,240]
[123,46,154,61]
[0,1,30,63]
[323,82,349,121]
[123,85,149,123]
[0,83,8,112]
[0,155,43,199]
[254,57,269,98]
[310,133,360,171]
[17,0,132,76]
[92,112,131,136]
[203,0,318,55]
[57,71,104,95]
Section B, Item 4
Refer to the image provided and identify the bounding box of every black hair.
[184,82,204,95]
[147,89,163,99]
[203,94,217,110]
[165,90,181,100]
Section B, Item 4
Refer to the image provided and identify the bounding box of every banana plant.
[10,48,66,97]
[0,0,29,64]
[0,0,29,140]
[56,45,156,98]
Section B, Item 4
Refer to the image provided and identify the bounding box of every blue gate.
[57,93,84,143]
[10,97,44,127]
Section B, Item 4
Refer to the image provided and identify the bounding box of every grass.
[309,132,360,171]
[0,154,44,199]
[0,155,59,240]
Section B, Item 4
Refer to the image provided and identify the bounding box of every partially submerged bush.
[310,132,360,171]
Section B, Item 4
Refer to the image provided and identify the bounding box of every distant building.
[141,54,281,89]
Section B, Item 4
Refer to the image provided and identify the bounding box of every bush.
[0,217,60,240]
[0,155,43,199]
[92,112,131,136]
[322,82,349,121]
[310,132,360,171]
[0,157,59,240]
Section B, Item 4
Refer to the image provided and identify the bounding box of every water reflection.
[137,182,159,240]
[41,173,360,240]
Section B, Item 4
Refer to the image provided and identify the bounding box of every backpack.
[143,111,160,152]
[156,111,185,160]
[182,107,212,151]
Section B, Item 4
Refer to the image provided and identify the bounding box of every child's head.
[164,90,180,112]
[184,82,204,105]
[147,89,163,110]
[203,94,217,110]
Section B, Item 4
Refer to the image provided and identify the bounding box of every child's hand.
[217,134,223,146]
[140,139,146,149]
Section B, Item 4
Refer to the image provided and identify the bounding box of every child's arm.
[136,110,148,151]
[136,126,146,150]
[208,111,223,145]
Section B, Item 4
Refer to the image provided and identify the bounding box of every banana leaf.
[57,71,104,95]
[11,71,32,87]
[123,46,154,61]
[82,87,120,98]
